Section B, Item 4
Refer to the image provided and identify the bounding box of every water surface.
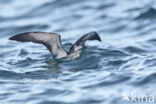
[1,0,156,104]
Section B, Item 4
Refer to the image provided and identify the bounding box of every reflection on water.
[1,0,156,104]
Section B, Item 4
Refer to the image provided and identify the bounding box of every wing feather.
[9,32,67,59]
[69,31,101,54]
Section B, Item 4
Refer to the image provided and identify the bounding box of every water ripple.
[1,0,156,104]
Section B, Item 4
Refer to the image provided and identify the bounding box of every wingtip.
[85,31,102,42]
[9,36,15,40]
[9,34,23,41]
[98,37,102,42]
[93,31,102,42]
[9,36,13,40]
[97,33,102,42]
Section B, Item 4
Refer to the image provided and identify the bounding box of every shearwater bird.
[9,31,101,60]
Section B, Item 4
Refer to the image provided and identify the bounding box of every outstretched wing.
[9,32,67,59]
[69,31,101,54]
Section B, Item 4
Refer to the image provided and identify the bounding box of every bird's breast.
[63,50,82,60]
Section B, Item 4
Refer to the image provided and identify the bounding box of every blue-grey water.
[1,0,156,104]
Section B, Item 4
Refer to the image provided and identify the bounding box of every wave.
[123,46,148,53]
[0,70,23,80]
[135,8,156,19]
[131,73,156,86]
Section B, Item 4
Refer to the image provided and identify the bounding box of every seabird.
[9,31,101,60]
